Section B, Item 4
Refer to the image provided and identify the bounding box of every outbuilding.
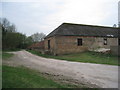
[44,23,119,55]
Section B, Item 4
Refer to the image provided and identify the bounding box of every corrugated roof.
[45,23,119,38]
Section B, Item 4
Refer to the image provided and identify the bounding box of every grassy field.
[2,52,14,59]
[27,50,119,66]
[2,65,65,88]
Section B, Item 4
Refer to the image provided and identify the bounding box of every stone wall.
[55,36,118,55]
[55,36,88,55]
[44,36,57,55]
[44,36,118,55]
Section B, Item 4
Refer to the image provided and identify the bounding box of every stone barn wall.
[55,36,118,55]
[55,36,88,55]
[44,36,118,55]
[44,36,57,55]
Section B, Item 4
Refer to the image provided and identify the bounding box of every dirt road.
[3,50,119,88]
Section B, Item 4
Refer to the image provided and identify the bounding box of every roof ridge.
[62,23,119,29]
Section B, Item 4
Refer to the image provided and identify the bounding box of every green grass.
[2,65,65,88]
[2,52,14,59]
[2,48,21,59]
[27,50,119,66]
[3,48,22,52]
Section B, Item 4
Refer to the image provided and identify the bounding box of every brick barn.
[44,23,119,55]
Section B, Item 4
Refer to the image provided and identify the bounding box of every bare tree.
[2,18,16,33]
[8,24,16,32]
[31,32,46,42]
[113,24,117,27]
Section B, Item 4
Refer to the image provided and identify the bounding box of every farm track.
[3,50,119,88]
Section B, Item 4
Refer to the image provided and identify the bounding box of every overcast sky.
[1,0,120,36]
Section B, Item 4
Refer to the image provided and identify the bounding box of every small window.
[104,38,107,45]
[77,38,82,46]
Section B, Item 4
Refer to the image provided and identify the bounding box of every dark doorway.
[48,40,50,49]
[118,38,120,46]
[77,38,82,46]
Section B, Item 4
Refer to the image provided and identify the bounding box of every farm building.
[28,41,44,53]
[44,23,119,55]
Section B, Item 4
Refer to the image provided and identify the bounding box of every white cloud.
[45,0,119,26]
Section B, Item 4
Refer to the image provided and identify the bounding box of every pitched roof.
[45,23,119,38]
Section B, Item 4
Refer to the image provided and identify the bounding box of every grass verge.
[3,48,21,52]
[2,52,14,59]
[2,65,65,88]
[27,50,119,66]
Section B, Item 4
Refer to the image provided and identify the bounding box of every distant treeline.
[1,18,46,51]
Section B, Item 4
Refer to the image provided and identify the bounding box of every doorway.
[48,40,50,49]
